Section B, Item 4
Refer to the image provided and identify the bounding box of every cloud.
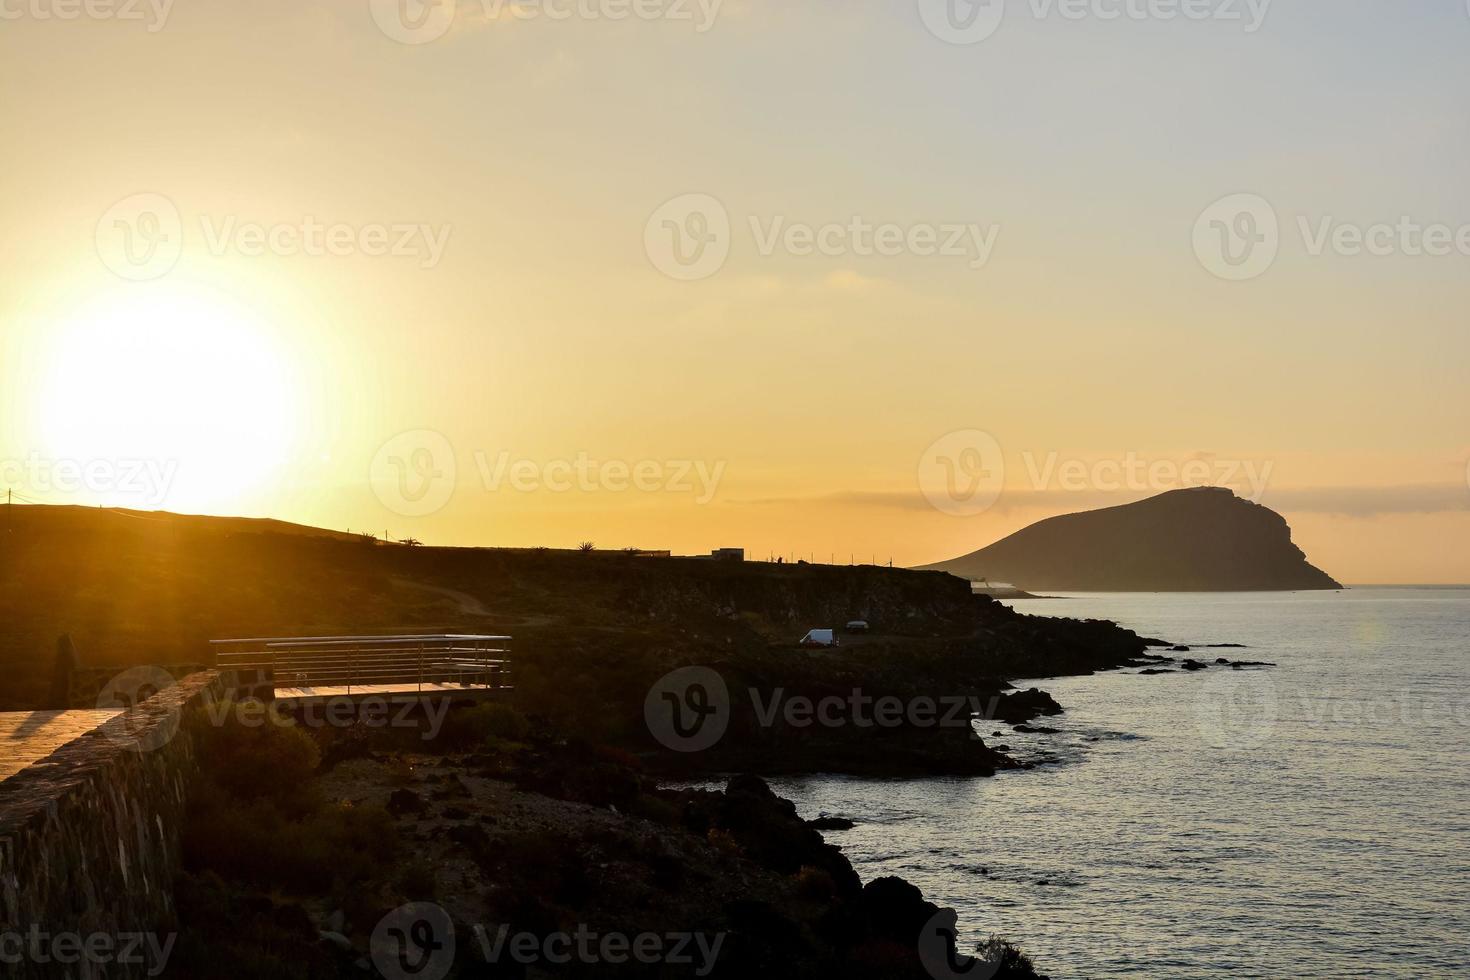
[1258,485,1470,517]
[734,485,1470,518]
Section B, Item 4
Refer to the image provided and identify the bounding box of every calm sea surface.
[764,589,1470,978]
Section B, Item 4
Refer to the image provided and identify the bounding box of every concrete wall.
[0,671,227,978]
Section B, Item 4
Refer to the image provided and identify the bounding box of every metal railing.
[211,634,513,695]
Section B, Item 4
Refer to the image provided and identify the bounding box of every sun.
[32,284,304,514]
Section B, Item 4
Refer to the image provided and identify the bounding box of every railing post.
[417,643,423,693]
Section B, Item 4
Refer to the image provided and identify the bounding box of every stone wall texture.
[0,671,227,978]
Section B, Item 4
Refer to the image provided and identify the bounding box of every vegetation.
[166,702,1049,978]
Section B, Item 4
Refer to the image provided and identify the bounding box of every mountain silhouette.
[923,488,1343,592]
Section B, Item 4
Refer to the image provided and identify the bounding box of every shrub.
[442,702,530,747]
[171,872,336,979]
[183,790,397,895]
[980,937,1044,978]
[192,701,321,816]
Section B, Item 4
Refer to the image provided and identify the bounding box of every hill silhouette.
[0,504,1005,710]
[922,488,1342,592]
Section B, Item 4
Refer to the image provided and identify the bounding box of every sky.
[2,0,1468,583]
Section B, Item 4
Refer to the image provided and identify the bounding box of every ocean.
[763,588,1470,978]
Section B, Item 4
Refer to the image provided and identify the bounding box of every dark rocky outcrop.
[923,487,1342,592]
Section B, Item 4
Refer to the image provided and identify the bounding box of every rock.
[808,816,855,831]
[858,876,936,945]
[386,788,425,816]
[432,775,472,800]
[992,688,1064,724]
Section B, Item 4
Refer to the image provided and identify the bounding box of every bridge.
[211,633,514,703]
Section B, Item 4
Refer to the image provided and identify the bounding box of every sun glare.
[33,285,303,513]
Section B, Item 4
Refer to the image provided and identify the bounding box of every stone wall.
[0,671,228,978]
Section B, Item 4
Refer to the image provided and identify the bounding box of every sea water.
[765,588,1470,978]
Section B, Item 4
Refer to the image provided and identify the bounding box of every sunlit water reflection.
[763,589,1470,978]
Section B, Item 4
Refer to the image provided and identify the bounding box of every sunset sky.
[2,0,1468,583]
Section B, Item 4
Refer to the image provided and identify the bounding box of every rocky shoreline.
[636,594,1207,780]
[173,702,1052,978]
